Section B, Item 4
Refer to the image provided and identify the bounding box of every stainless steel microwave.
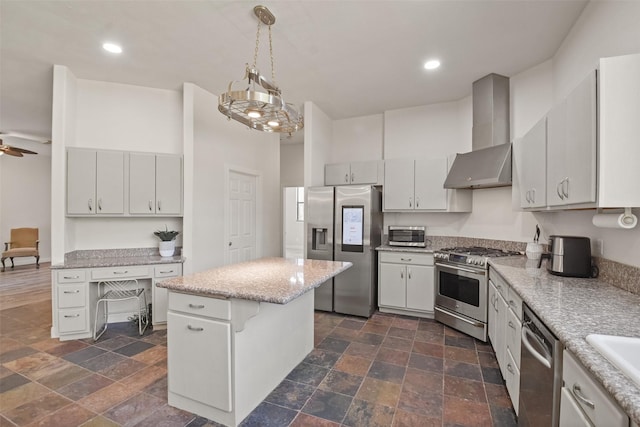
[388,226,426,247]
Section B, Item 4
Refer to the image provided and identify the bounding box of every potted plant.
[154,226,180,257]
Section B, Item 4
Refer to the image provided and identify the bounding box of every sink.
[586,334,640,387]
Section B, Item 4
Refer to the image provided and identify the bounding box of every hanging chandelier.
[218,5,303,134]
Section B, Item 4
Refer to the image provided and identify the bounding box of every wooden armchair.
[1,228,40,272]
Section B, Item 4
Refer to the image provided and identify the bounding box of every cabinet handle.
[149,200,153,211]
[416,197,420,208]
[557,182,564,200]
[63,290,80,294]
[507,363,515,374]
[400,258,412,262]
[508,321,515,329]
[189,303,205,309]
[572,384,595,409]
[157,200,162,212]
[531,188,536,203]
[509,300,517,308]
[408,269,412,279]
[400,271,404,279]
[351,172,354,183]
[88,198,93,212]
[526,190,532,203]
[563,177,569,199]
[113,271,129,275]
[345,173,349,183]
[187,325,204,332]
[159,270,174,274]
[409,197,412,208]
[64,314,80,318]
[63,275,80,280]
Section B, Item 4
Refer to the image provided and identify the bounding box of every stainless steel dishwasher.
[518,303,563,427]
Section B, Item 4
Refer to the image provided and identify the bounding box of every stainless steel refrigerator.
[306,186,382,317]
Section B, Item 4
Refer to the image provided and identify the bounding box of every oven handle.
[521,324,552,369]
[435,263,485,276]
[434,306,485,328]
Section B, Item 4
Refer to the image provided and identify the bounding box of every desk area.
[51,248,184,341]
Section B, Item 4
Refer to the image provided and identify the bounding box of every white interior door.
[227,171,257,264]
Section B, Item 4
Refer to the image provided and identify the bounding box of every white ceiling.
[0,0,588,152]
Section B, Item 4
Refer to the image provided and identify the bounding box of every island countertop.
[156,257,352,304]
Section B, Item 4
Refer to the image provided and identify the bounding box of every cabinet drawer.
[505,348,520,415]
[506,287,523,320]
[379,251,433,266]
[57,284,86,309]
[56,270,86,283]
[154,264,182,278]
[489,267,509,297]
[505,309,522,369]
[563,350,628,427]
[58,308,88,333]
[168,292,231,320]
[91,265,151,280]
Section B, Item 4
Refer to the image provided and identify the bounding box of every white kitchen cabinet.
[546,70,597,207]
[515,117,547,209]
[130,153,183,215]
[67,149,124,215]
[152,263,182,324]
[560,350,629,427]
[383,157,470,212]
[168,311,232,411]
[378,251,434,317]
[324,160,382,185]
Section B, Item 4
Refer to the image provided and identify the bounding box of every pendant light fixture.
[218,5,303,134]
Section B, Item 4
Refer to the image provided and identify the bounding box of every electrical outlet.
[593,239,604,256]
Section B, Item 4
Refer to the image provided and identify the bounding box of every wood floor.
[0,262,52,311]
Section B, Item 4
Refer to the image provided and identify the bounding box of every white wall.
[304,101,333,188]
[283,187,304,258]
[280,143,304,188]
[331,114,383,162]
[185,83,281,274]
[0,154,52,265]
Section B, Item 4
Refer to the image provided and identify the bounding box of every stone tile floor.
[0,300,516,426]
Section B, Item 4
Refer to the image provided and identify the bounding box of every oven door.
[435,262,487,322]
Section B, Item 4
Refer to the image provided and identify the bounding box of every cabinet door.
[406,265,434,312]
[505,308,522,369]
[495,290,508,377]
[547,101,567,207]
[156,154,182,215]
[383,159,415,210]
[67,149,97,214]
[349,161,378,184]
[414,158,447,210]
[325,163,351,186]
[153,264,181,325]
[168,312,232,411]
[379,262,406,308]
[129,153,157,214]
[488,282,498,351]
[96,151,124,214]
[560,388,593,427]
[517,117,547,209]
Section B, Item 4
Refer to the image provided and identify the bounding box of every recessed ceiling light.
[102,42,123,54]
[424,59,441,70]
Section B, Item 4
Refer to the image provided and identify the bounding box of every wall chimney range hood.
[444,73,512,189]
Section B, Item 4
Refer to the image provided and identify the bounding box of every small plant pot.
[159,241,176,257]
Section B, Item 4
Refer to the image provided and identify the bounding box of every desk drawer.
[155,264,182,278]
[57,270,86,283]
[58,308,88,333]
[169,292,231,320]
[379,252,433,266]
[58,284,86,308]
[91,266,151,280]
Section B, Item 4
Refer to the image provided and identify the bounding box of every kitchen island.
[156,257,352,427]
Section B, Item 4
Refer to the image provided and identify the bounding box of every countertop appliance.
[388,226,426,247]
[434,246,521,341]
[540,235,595,278]
[306,186,382,317]
[519,303,563,427]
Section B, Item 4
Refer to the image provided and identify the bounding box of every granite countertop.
[156,257,352,304]
[489,257,640,424]
[376,245,435,254]
[50,248,185,269]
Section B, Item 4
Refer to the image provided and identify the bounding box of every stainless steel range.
[433,246,520,341]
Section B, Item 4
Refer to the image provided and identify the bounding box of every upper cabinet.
[130,153,182,215]
[383,157,471,212]
[515,117,547,209]
[546,70,597,207]
[324,161,382,186]
[67,148,183,217]
[67,149,124,215]
[514,53,640,210]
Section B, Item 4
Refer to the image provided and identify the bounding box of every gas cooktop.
[434,246,522,268]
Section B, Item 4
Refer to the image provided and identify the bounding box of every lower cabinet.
[488,267,522,414]
[153,264,182,324]
[560,350,629,427]
[378,251,434,317]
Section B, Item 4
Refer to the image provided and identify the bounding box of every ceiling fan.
[0,131,49,157]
